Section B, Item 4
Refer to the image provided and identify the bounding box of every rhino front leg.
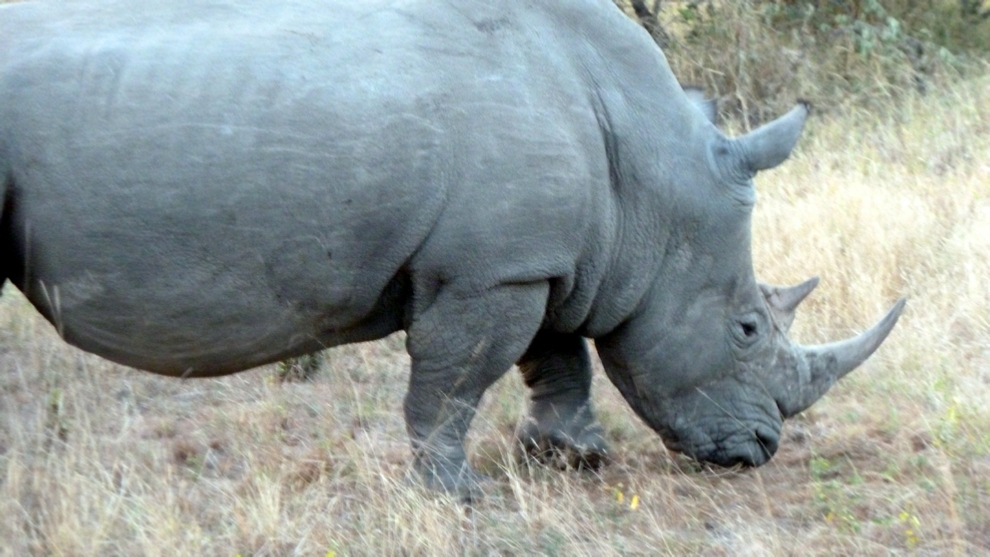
[403,281,548,499]
[516,331,609,469]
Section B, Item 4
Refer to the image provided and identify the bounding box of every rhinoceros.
[0,0,904,496]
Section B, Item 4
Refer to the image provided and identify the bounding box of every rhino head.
[595,101,905,467]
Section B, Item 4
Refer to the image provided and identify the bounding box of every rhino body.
[0,0,903,495]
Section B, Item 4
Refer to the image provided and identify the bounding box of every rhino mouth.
[661,418,781,468]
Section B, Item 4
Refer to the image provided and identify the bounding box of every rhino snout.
[663,417,781,468]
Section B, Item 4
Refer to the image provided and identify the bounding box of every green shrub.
[617,0,989,121]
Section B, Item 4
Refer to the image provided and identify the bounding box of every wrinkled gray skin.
[0,0,904,497]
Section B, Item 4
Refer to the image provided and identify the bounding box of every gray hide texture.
[0,0,905,497]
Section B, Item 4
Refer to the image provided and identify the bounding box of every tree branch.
[629,0,671,48]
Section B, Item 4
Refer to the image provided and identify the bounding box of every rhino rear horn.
[735,102,810,173]
[760,276,819,333]
[778,298,906,418]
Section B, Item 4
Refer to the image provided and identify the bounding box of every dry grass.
[2,18,990,556]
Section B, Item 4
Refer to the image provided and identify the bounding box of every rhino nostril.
[755,429,779,460]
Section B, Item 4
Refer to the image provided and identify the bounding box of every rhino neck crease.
[563,6,730,338]
[576,100,723,338]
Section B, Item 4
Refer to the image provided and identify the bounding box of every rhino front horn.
[778,298,906,418]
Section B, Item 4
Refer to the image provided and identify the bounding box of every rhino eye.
[731,314,763,346]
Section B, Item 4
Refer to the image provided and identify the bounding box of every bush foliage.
[617,0,989,122]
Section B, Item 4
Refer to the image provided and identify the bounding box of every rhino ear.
[735,102,810,173]
[682,85,718,125]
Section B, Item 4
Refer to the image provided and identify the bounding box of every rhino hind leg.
[516,331,610,470]
[403,281,549,500]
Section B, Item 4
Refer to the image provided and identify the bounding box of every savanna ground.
[2,1,990,556]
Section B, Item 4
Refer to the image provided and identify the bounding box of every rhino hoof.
[408,460,493,503]
[516,423,611,471]
[523,443,610,471]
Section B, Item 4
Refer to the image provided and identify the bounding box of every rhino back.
[0,0,616,374]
